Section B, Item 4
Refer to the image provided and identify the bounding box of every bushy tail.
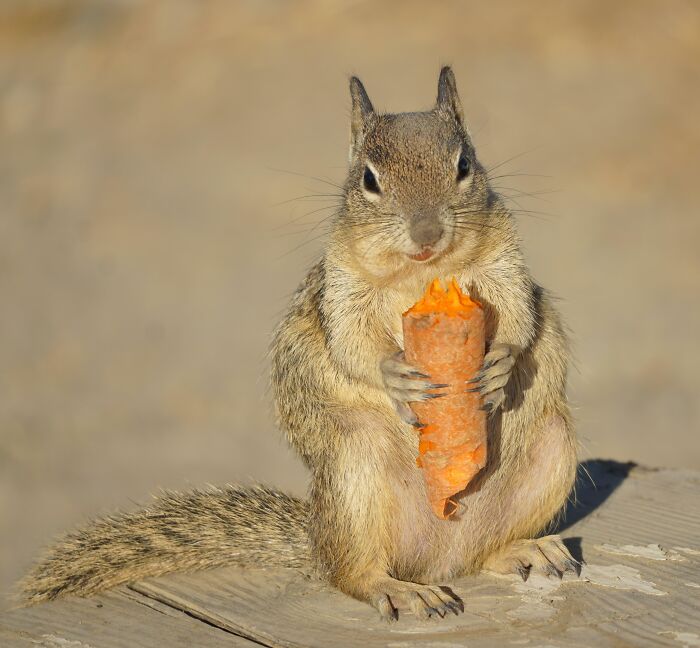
[19,485,310,604]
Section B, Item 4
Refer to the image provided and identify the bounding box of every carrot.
[402,278,487,519]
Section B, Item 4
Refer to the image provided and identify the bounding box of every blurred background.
[1,0,698,608]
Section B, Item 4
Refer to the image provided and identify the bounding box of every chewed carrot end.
[404,277,480,317]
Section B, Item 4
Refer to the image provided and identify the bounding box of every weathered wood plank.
[1,587,258,648]
[131,461,700,648]
[4,462,700,647]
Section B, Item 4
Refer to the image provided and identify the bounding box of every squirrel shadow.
[553,459,636,564]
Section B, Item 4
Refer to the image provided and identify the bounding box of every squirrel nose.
[409,215,444,248]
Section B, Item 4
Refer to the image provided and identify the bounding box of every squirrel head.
[338,67,491,279]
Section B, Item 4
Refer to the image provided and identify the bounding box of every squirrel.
[19,67,578,622]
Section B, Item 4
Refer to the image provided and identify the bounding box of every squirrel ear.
[349,76,374,162]
[436,66,465,126]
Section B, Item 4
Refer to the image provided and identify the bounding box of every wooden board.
[4,460,700,647]
[1,588,258,647]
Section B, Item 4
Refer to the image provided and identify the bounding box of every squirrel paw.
[467,343,515,413]
[380,351,447,426]
[481,535,580,581]
[369,577,463,622]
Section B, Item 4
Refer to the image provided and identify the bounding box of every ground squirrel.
[20,67,578,621]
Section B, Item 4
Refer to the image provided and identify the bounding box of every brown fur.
[19,486,309,604]
[19,68,577,618]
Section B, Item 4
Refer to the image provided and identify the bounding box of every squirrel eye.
[457,154,471,181]
[363,166,380,194]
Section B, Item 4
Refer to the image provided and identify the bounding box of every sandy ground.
[1,0,699,608]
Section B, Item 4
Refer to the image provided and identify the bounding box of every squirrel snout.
[409,215,444,248]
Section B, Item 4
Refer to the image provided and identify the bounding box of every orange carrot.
[402,278,487,519]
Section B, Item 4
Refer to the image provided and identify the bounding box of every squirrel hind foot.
[364,577,464,622]
[481,535,580,581]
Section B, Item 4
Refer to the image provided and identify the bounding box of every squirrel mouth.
[408,247,436,262]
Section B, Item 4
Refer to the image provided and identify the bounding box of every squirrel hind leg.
[473,413,578,580]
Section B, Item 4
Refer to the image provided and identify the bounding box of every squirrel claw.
[422,392,447,400]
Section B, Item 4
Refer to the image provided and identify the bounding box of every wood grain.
[4,461,700,647]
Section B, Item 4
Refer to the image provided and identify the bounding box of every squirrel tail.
[19,485,310,604]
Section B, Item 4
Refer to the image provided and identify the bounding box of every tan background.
[1,0,699,608]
